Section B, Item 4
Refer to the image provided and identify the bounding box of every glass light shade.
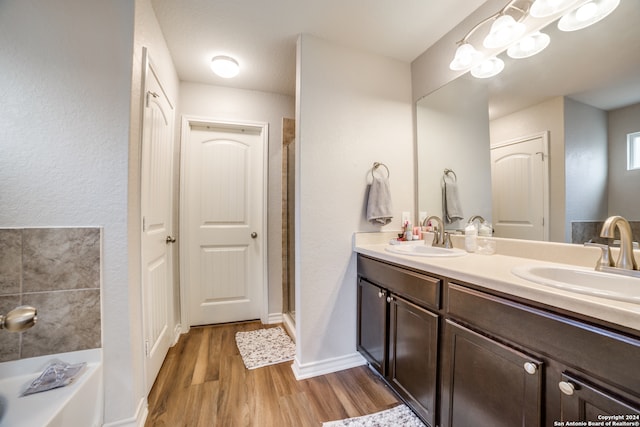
[210,56,240,78]
[558,0,620,31]
[449,43,483,71]
[483,15,526,48]
[507,31,551,58]
[530,0,579,18]
[471,57,505,78]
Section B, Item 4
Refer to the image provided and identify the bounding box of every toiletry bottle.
[405,222,413,241]
[464,223,477,252]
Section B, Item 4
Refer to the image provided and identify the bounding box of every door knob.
[251,232,258,238]
[166,236,176,244]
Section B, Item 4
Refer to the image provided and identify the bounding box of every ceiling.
[150,0,486,96]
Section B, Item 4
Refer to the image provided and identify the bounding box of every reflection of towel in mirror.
[444,181,463,223]
[367,175,393,225]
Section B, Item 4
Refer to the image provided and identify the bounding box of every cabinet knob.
[558,381,575,396]
[378,290,385,298]
[523,362,537,375]
[386,296,394,303]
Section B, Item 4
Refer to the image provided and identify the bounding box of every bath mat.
[235,326,295,370]
[322,405,426,427]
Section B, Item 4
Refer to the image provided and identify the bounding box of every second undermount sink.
[386,244,467,258]
[511,264,640,304]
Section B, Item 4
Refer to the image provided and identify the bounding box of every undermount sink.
[386,244,467,257]
[511,264,640,304]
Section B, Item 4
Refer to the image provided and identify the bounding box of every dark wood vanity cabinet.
[388,294,439,424]
[356,254,640,427]
[357,278,387,376]
[440,319,543,427]
[357,255,441,426]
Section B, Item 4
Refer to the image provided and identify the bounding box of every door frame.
[179,116,269,332]
[490,131,550,241]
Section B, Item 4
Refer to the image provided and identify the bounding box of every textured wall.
[0,228,101,362]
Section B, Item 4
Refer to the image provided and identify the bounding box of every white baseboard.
[102,397,148,427]
[291,352,367,380]
[265,312,283,324]
[172,323,182,346]
[281,313,296,342]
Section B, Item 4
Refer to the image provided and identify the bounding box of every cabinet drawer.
[447,283,640,397]
[357,255,441,310]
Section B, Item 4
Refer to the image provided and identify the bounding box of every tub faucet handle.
[0,306,38,332]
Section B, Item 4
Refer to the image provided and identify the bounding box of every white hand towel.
[444,181,463,223]
[367,175,393,225]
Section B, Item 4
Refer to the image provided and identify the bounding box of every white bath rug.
[235,326,295,370]
[322,405,426,427]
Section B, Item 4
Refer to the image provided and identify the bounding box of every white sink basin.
[511,264,640,303]
[386,244,467,257]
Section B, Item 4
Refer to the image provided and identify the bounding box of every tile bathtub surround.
[0,227,101,362]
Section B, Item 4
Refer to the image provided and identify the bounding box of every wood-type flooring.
[145,321,400,426]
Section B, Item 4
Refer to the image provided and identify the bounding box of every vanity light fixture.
[449,0,532,76]
[557,0,620,31]
[210,55,240,78]
[507,31,551,58]
[471,57,505,78]
[449,0,619,79]
[530,0,579,18]
[483,14,526,48]
[449,43,483,71]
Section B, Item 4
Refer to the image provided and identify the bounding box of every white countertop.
[354,233,640,332]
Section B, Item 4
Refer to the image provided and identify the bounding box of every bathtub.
[0,348,102,427]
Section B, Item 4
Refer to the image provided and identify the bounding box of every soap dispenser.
[464,223,477,252]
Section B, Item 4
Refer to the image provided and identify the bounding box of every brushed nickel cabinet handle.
[559,381,575,396]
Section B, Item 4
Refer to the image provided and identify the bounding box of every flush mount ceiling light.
[530,0,579,17]
[210,55,240,78]
[507,31,551,58]
[471,57,505,78]
[558,0,620,31]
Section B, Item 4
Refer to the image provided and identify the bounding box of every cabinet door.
[559,373,640,421]
[441,320,543,427]
[388,294,438,426]
[357,277,388,375]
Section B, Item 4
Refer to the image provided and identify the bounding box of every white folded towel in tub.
[367,174,393,225]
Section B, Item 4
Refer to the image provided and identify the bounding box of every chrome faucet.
[467,215,486,225]
[422,215,452,248]
[600,215,638,271]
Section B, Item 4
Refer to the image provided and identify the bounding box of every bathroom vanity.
[355,235,640,427]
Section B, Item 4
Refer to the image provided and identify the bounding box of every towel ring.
[371,162,390,179]
[443,168,457,183]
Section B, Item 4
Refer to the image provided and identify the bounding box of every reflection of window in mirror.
[628,131,640,170]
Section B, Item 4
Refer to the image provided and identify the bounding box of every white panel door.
[184,122,265,326]
[140,56,174,395]
[490,133,549,241]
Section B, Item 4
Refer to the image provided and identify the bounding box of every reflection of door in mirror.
[490,132,549,241]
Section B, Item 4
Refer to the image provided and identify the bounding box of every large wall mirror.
[416,0,640,244]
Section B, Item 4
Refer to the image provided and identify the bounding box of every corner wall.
[0,0,137,424]
[294,34,414,377]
